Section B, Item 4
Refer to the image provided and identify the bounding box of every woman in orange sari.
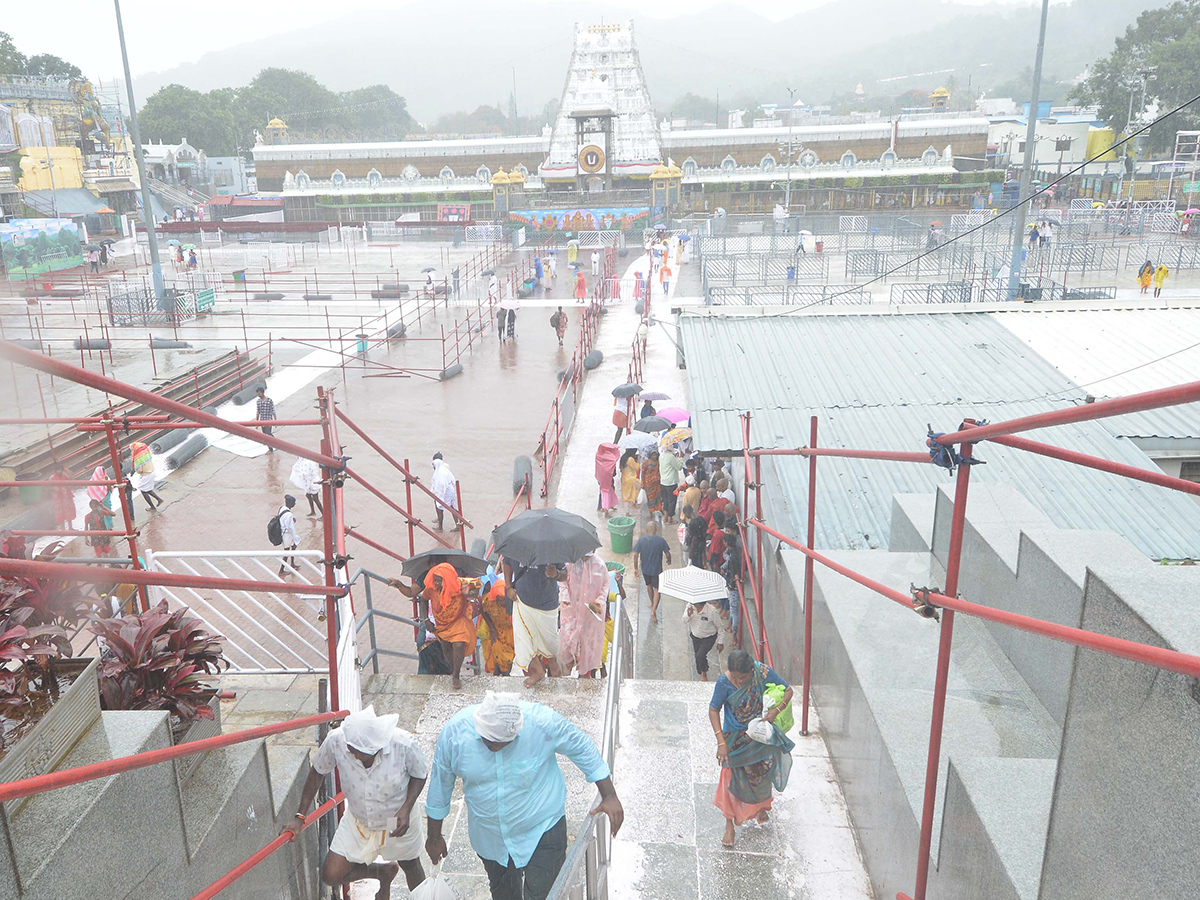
[476,567,515,676]
[423,563,474,689]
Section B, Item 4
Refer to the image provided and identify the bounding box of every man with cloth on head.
[281,705,427,899]
[425,692,624,900]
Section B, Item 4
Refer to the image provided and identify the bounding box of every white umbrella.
[658,566,728,604]
[617,431,656,452]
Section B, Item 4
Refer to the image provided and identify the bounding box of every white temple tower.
[540,21,662,191]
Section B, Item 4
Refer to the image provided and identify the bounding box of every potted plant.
[87,600,229,785]
[0,576,100,794]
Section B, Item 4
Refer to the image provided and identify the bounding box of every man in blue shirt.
[425,692,624,900]
[632,521,671,623]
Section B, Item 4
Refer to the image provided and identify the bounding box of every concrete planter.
[172,691,221,786]
[0,657,101,805]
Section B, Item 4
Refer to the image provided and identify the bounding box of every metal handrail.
[349,567,421,673]
[545,576,633,900]
[0,711,348,803]
[188,792,345,900]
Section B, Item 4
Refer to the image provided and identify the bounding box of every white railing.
[146,550,332,674]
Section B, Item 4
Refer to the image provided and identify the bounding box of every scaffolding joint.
[909,584,943,621]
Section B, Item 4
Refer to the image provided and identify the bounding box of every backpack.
[267,511,284,546]
[550,311,560,328]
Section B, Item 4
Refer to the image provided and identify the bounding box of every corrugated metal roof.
[992,307,1200,440]
[680,312,1200,559]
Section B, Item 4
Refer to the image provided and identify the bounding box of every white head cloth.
[341,704,399,754]
[473,691,525,743]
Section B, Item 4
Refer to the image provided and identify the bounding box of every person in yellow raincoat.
[1138,259,1154,294]
[620,450,641,510]
[1153,264,1169,298]
[476,567,514,676]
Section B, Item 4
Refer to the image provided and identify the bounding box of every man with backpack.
[269,494,301,575]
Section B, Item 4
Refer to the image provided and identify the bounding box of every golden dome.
[666,162,683,177]
[267,117,288,129]
[650,163,672,178]
[508,167,526,183]
[930,87,950,99]
[491,168,512,185]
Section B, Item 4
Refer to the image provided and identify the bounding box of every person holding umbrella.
[503,559,567,687]
[493,507,601,688]
[389,549,490,688]
[421,563,475,690]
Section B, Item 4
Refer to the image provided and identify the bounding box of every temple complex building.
[250,21,991,222]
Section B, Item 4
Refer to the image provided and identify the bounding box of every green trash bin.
[15,472,42,505]
[232,269,246,283]
[607,516,635,554]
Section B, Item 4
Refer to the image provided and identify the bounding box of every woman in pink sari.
[595,442,620,518]
[560,553,609,677]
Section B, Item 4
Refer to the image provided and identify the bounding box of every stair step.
[180,739,266,856]
[6,710,174,889]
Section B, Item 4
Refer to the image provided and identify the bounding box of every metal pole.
[800,415,817,736]
[753,450,766,662]
[1005,0,1050,300]
[785,88,795,213]
[102,418,150,611]
[910,440,974,900]
[113,0,166,307]
[1116,83,1136,206]
[404,457,416,557]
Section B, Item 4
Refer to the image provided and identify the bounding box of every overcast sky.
[6,0,1048,86]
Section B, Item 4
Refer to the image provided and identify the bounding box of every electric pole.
[114,0,166,307]
[1005,0,1050,300]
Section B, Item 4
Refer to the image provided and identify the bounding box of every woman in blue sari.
[708,650,794,847]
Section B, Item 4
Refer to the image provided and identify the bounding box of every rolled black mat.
[165,433,208,470]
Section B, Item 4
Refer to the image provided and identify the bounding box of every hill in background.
[131,0,1161,124]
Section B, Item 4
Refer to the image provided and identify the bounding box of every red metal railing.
[539,301,603,498]
[736,375,1200,900]
[0,710,348,803]
[189,792,345,900]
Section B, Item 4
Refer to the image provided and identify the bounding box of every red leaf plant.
[87,600,229,724]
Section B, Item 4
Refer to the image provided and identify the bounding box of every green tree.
[1072,0,1200,152]
[25,54,82,79]
[139,84,238,155]
[336,85,413,139]
[667,92,719,125]
[0,32,27,76]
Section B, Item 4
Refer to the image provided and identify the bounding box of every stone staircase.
[0,675,324,900]
[786,479,1200,900]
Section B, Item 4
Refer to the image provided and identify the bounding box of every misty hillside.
[133,0,1162,122]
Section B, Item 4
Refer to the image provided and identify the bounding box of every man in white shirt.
[685,600,731,681]
[278,494,301,575]
[282,705,428,899]
[590,250,600,276]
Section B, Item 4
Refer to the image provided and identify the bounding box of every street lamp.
[113,0,165,307]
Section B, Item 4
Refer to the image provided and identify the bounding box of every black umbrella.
[84,243,101,251]
[401,547,490,582]
[481,268,495,276]
[635,416,672,433]
[100,238,117,245]
[612,383,642,398]
[491,508,600,567]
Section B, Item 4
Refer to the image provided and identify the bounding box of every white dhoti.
[131,471,156,493]
[513,600,560,668]
[329,809,423,864]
